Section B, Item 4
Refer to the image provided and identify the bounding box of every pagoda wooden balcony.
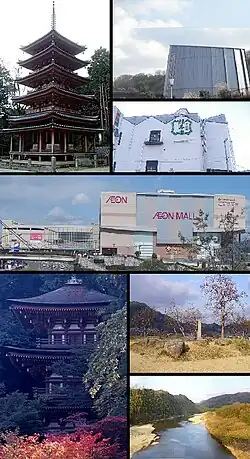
[36,338,95,352]
[26,106,82,115]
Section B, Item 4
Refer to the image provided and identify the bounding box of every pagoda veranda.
[1,3,105,169]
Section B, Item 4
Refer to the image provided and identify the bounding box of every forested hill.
[199,392,250,410]
[130,388,199,425]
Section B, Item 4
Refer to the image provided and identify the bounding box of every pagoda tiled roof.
[3,122,102,133]
[3,346,72,359]
[21,29,86,56]
[18,44,89,71]
[12,85,95,105]
[8,110,99,123]
[16,63,90,89]
[8,284,115,306]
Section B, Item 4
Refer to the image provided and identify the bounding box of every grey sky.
[0,0,109,77]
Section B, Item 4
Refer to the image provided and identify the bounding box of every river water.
[132,418,235,459]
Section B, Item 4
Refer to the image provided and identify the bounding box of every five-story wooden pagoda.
[3,2,102,166]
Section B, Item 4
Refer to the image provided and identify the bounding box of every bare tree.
[165,299,202,337]
[201,274,246,338]
[131,306,156,337]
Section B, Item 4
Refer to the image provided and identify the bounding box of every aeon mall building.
[100,190,246,259]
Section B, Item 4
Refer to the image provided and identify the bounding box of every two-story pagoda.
[3,2,102,166]
[2,277,114,431]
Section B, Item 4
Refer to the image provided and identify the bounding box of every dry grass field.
[205,407,250,459]
[130,336,250,373]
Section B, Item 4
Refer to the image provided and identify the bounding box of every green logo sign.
[171,117,192,136]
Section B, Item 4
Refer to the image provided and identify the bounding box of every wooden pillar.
[84,135,88,152]
[64,132,67,153]
[93,135,96,152]
[39,131,42,153]
[51,129,54,154]
[10,135,13,153]
[19,134,22,153]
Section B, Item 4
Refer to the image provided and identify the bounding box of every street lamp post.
[169,78,175,99]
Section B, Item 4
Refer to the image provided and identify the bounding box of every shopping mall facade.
[100,191,246,259]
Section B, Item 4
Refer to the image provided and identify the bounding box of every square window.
[149,130,161,142]
[145,160,158,172]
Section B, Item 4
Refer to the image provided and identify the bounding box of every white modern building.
[1,221,99,252]
[113,107,236,173]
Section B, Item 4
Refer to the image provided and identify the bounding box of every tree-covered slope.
[130,388,199,425]
[199,392,250,410]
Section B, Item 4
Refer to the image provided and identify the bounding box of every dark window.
[145,160,158,172]
[114,128,119,137]
[113,161,116,171]
[149,130,161,142]
[102,247,117,256]
[118,132,123,145]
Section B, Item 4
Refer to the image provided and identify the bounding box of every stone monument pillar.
[197,320,202,340]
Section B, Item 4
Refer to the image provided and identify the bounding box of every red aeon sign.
[153,211,195,220]
[106,195,128,204]
[30,233,43,241]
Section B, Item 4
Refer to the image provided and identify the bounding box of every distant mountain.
[130,301,228,336]
[130,388,199,425]
[199,392,250,410]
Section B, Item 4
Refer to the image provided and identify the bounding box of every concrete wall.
[115,115,203,172]
[100,229,134,255]
[164,45,248,98]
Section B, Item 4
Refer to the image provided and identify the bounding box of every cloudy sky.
[114,0,250,76]
[115,101,250,171]
[1,175,250,226]
[0,0,109,77]
[130,375,250,402]
[130,274,250,320]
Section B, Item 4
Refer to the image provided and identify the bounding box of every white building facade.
[1,221,99,252]
[113,108,236,173]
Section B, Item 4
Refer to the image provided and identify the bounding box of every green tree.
[84,307,127,418]
[0,391,43,434]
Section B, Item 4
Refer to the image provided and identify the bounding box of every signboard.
[105,195,128,204]
[171,117,192,136]
[13,242,20,253]
[153,211,195,220]
[30,233,43,241]
[113,107,122,127]
[213,195,246,231]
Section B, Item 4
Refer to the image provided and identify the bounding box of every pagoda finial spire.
[51,0,56,30]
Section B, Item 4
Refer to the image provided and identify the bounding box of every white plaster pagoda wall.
[113,108,236,172]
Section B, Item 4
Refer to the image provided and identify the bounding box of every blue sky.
[115,101,250,170]
[0,175,250,226]
[130,274,250,320]
[114,0,250,75]
[130,375,250,402]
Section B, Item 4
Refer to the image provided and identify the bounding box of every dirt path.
[130,352,250,373]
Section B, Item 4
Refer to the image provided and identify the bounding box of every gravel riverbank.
[130,424,160,458]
